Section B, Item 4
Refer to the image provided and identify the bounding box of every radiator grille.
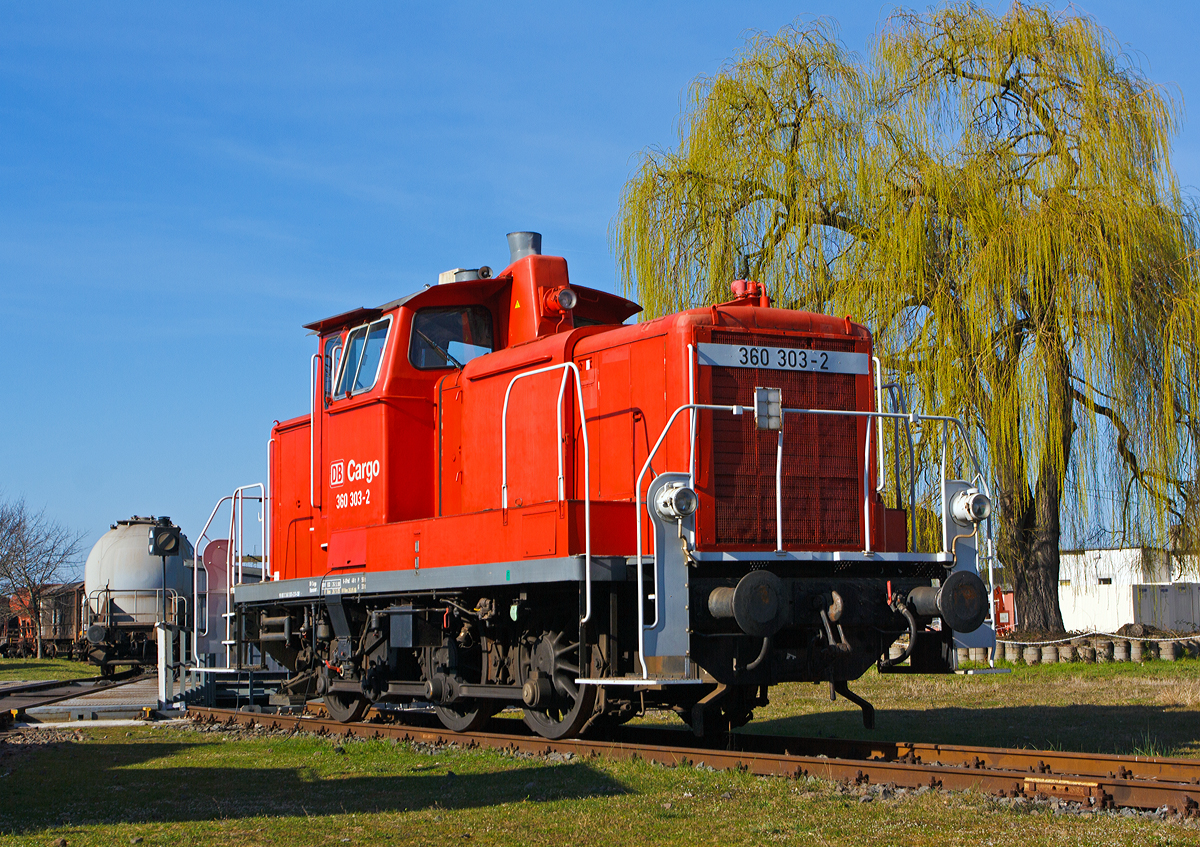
[707,331,862,548]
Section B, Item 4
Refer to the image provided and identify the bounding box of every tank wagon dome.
[83,516,194,599]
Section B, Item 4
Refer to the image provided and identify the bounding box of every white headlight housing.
[950,488,992,524]
[654,483,698,520]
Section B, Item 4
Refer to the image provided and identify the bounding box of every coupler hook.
[830,679,875,730]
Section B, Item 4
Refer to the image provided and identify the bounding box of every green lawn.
[1,724,1196,847]
[0,658,99,682]
[1,660,1198,845]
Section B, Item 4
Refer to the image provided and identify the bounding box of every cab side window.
[409,306,494,370]
[334,317,392,397]
[323,335,343,399]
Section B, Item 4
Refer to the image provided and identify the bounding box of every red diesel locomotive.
[231,231,993,738]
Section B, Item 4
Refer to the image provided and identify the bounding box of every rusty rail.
[724,733,1200,785]
[185,707,1200,815]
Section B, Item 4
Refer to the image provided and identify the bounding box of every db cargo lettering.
[347,459,380,484]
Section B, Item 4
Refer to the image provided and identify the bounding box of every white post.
[156,623,170,709]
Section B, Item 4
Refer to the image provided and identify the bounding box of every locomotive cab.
[272,233,641,563]
[225,231,995,737]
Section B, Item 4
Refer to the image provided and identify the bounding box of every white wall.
[1059,547,1172,587]
[1059,580,1200,632]
[1059,583,1134,632]
[1056,547,1199,632]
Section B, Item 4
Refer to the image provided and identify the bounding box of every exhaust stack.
[507,231,542,263]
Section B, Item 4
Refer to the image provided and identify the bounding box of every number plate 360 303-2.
[696,342,870,375]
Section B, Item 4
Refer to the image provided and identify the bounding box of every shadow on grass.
[0,738,629,833]
[746,703,1200,757]
[0,660,88,675]
[0,662,59,675]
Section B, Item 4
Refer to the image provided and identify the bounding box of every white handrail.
[862,415,874,553]
[634,402,732,677]
[774,429,784,553]
[873,356,885,494]
[633,401,991,679]
[687,343,697,488]
[87,587,186,626]
[310,353,320,508]
[192,495,233,661]
[226,484,266,668]
[266,436,273,579]
[500,362,593,623]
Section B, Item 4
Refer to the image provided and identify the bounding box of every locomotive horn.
[507,231,542,262]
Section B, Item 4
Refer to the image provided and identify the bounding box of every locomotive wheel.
[519,630,597,740]
[319,662,369,722]
[435,704,493,733]
[324,692,369,723]
[423,642,499,734]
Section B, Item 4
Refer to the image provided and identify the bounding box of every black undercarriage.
[85,626,160,676]
[237,567,959,739]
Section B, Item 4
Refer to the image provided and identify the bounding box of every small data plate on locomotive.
[697,342,870,375]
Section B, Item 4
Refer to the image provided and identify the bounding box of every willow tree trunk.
[1011,483,1068,633]
[1001,363,1073,634]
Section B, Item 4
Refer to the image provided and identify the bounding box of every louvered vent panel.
[707,331,862,548]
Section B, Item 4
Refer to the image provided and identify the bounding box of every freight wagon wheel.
[324,692,369,723]
[518,630,597,740]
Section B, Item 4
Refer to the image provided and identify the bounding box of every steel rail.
[186,707,1200,815]
[724,732,1200,785]
[0,678,88,698]
[2,676,143,718]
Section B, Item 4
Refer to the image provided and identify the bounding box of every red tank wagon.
[224,231,995,737]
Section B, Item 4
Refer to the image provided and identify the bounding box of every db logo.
[330,461,345,488]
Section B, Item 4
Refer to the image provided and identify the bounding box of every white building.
[1058,548,1200,632]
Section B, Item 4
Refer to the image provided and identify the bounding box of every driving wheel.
[518,630,597,739]
[324,691,369,723]
[423,642,499,733]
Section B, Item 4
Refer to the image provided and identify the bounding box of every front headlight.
[654,483,698,520]
[950,489,991,524]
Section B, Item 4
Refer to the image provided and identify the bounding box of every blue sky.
[1,2,1197,559]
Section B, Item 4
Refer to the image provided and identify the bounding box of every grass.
[0,658,99,682]
[0,659,1198,845]
[727,657,1200,758]
[1,725,1197,846]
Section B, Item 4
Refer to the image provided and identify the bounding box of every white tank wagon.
[83,516,193,676]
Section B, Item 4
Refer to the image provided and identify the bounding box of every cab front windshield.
[409,306,494,369]
[333,317,391,398]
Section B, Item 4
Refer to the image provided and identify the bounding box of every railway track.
[187,706,1200,815]
[0,675,142,730]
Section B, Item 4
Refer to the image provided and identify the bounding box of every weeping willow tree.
[613,3,1200,632]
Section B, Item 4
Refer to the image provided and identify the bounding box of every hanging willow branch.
[612,4,1200,631]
